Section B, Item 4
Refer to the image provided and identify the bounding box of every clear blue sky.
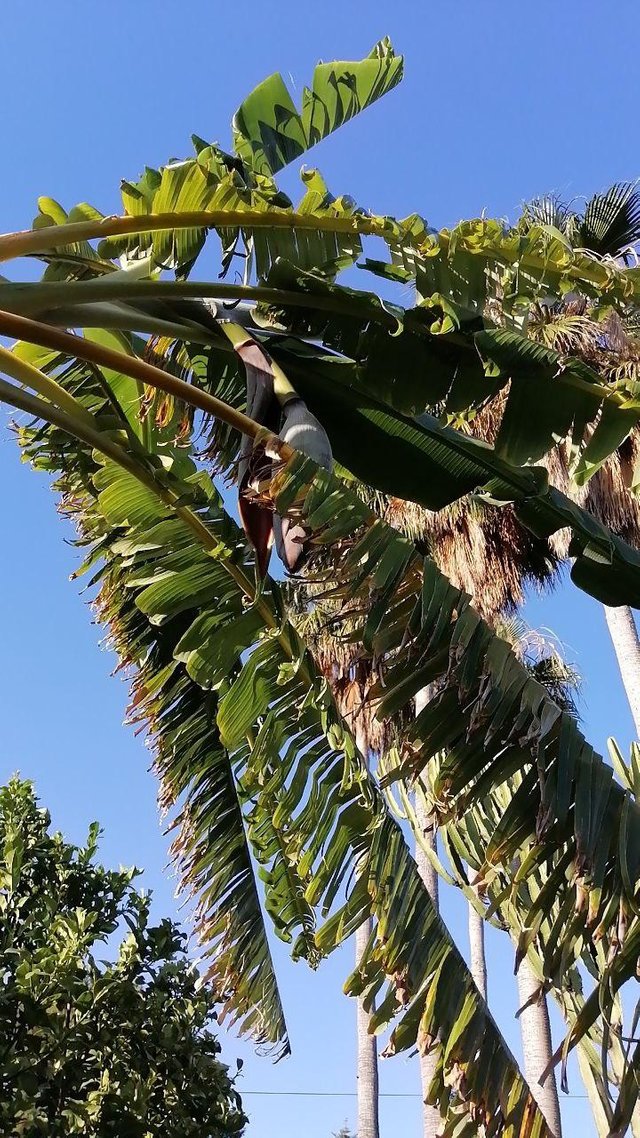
[1,2,638,1135]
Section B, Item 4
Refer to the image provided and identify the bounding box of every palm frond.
[519,193,575,235]
[580,182,640,258]
[527,306,603,356]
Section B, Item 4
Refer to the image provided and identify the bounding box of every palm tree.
[603,604,640,736]
[341,716,381,1138]
[299,467,565,1133]
[354,915,380,1138]
[290,557,561,1135]
[380,189,640,1128]
[519,183,640,738]
[381,408,640,1133]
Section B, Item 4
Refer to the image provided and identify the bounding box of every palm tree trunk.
[354,721,380,1138]
[355,917,379,1138]
[467,898,487,1002]
[604,605,640,739]
[516,958,562,1137]
[414,687,443,1138]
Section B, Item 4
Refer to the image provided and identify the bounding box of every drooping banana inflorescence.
[274,396,333,571]
[223,323,333,574]
[234,338,281,578]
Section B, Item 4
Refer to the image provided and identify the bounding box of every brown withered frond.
[383,395,559,621]
[384,386,640,622]
[286,581,397,755]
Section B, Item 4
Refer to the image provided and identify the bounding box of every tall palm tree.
[519,183,640,737]
[379,423,640,1135]
[351,712,380,1138]
[295,600,445,1137]
[304,482,564,1133]
[290,335,640,1136]
[603,604,640,737]
[379,189,640,1126]
[354,731,381,1138]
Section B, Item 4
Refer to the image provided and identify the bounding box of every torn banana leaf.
[13,350,549,1136]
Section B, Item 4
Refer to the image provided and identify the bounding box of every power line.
[240,1090,589,1100]
[242,1092,418,1098]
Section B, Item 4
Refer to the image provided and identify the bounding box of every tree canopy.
[0,776,245,1137]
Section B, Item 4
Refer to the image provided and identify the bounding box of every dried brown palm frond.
[584,435,640,537]
[544,432,640,559]
[383,395,561,621]
[385,493,559,622]
[384,372,640,621]
[285,578,396,755]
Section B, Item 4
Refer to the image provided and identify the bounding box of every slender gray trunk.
[414,688,442,1138]
[467,897,487,1002]
[355,916,379,1138]
[354,722,380,1138]
[604,605,640,739]
[516,958,562,1137]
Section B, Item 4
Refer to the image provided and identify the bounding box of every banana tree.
[1,327,557,1136]
[2,40,640,1135]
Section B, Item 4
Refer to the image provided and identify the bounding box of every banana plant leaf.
[7,347,551,1136]
[258,445,640,1053]
[3,277,640,612]
[249,260,640,477]
[261,339,640,607]
[4,253,638,488]
[383,743,639,1129]
[57,41,402,278]
[232,38,403,177]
